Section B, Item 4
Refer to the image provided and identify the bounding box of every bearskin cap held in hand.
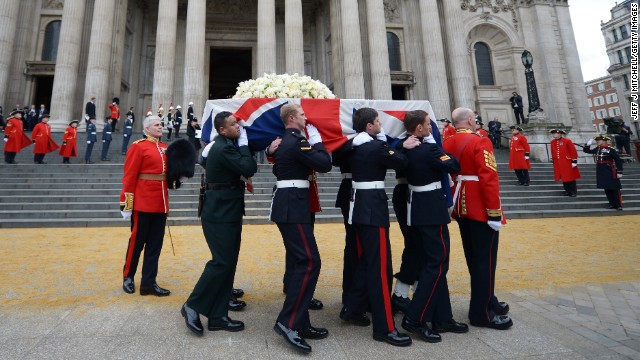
[166,139,196,190]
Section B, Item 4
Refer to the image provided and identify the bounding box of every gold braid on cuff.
[121,192,134,211]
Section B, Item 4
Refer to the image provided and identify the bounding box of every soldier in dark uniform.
[187,102,195,122]
[122,113,134,155]
[582,135,624,210]
[270,103,332,353]
[400,110,467,342]
[341,107,418,347]
[174,105,183,138]
[101,117,113,161]
[85,118,97,163]
[181,111,257,336]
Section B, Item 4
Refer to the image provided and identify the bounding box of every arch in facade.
[42,20,61,61]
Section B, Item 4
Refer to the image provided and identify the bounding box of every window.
[623,74,630,90]
[590,111,595,120]
[612,29,619,42]
[474,42,494,86]
[606,93,618,104]
[618,50,625,64]
[598,83,605,91]
[42,20,61,61]
[620,25,629,39]
[596,109,607,119]
[587,98,592,107]
[386,32,401,71]
[609,107,621,117]
[625,46,631,63]
[594,96,604,106]
[586,86,593,94]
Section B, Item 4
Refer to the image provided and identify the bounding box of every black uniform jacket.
[350,134,408,227]
[405,142,460,226]
[270,128,332,224]
[583,145,623,189]
[332,139,353,212]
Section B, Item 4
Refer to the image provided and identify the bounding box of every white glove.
[201,141,215,158]
[448,174,454,187]
[487,220,502,232]
[102,140,105,143]
[571,163,577,168]
[306,124,322,145]
[123,134,127,137]
[238,127,248,147]
[120,210,132,220]
[352,132,372,147]
[84,115,89,121]
[448,206,454,216]
[617,173,623,179]
[524,156,530,160]
[424,134,436,144]
[587,138,594,146]
[3,137,7,142]
[87,140,91,144]
[376,127,386,141]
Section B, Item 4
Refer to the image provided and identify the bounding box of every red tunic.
[31,122,59,154]
[508,134,530,170]
[443,129,504,223]
[3,117,31,152]
[109,103,120,119]
[58,126,78,157]
[119,137,169,213]
[477,129,489,138]
[442,124,456,141]
[550,137,581,182]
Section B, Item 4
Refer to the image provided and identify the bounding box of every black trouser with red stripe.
[282,213,315,294]
[122,211,166,287]
[604,189,622,208]
[392,184,421,286]
[456,218,500,324]
[407,225,452,324]
[277,222,321,330]
[345,224,395,335]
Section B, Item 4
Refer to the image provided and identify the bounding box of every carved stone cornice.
[460,0,519,32]
[383,0,400,23]
[42,0,64,9]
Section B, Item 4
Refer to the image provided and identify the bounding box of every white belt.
[276,180,309,188]
[342,173,352,179]
[348,181,386,224]
[105,132,112,134]
[407,181,442,226]
[396,178,408,185]
[452,175,480,216]
[91,132,96,134]
[126,126,132,129]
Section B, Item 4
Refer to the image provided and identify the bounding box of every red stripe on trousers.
[289,224,313,329]
[618,190,623,206]
[379,227,394,332]
[356,232,362,258]
[123,211,139,278]
[419,225,446,323]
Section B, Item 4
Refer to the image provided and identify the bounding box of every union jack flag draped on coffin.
[201,98,453,207]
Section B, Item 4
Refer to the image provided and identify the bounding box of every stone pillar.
[340,0,365,99]
[184,0,206,115]
[50,0,87,132]
[152,0,178,113]
[0,0,20,109]
[257,0,276,76]
[419,0,450,117]
[83,0,117,128]
[285,0,304,74]
[441,0,475,109]
[365,0,391,100]
[329,0,344,98]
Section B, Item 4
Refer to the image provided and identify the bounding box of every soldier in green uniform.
[181,111,257,336]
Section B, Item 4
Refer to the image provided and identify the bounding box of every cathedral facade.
[0,0,590,134]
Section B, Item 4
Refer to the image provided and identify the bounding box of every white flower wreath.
[233,73,336,99]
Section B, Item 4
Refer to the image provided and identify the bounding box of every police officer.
[400,110,466,342]
[271,103,332,353]
[443,107,512,330]
[174,105,183,138]
[341,107,418,347]
[85,118,97,163]
[101,117,113,161]
[582,135,624,210]
[181,111,257,336]
[122,113,134,155]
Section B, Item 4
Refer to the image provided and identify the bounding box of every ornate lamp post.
[521,50,541,114]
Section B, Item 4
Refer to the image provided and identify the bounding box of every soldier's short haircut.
[404,110,428,133]
[452,108,474,125]
[143,115,161,129]
[280,103,301,125]
[214,111,233,134]
[353,107,378,132]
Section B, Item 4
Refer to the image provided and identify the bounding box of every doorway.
[33,75,54,110]
[209,48,252,99]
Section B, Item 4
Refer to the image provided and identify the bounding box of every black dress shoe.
[373,329,413,347]
[569,193,577,197]
[391,294,410,314]
[273,321,312,353]
[470,315,513,330]
[85,161,94,164]
[139,283,171,296]
[339,307,371,327]
[494,301,510,316]
[228,298,246,311]
[432,319,469,333]
[122,277,135,294]
[208,316,244,332]
[231,288,244,298]
[298,325,329,339]
[181,303,204,335]
[309,298,323,310]
[401,316,441,343]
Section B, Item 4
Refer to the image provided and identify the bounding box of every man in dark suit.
[174,105,183,138]
[85,118,97,163]
[270,103,332,353]
[122,113,134,155]
[85,97,96,125]
[181,111,257,336]
[509,91,525,124]
[101,117,113,161]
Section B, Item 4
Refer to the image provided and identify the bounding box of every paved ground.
[0,216,639,359]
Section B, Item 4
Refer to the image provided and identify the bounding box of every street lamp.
[521,50,541,115]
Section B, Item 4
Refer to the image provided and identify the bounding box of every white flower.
[232,73,336,99]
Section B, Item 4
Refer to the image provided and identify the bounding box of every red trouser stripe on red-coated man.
[379,227,394,332]
[123,211,139,278]
[289,224,313,329]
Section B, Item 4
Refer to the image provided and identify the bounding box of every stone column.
[152,0,178,113]
[340,0,365,98]
[285,0,304,74]
[419,0,450,117]
[257,0,276,76]
[0,0,20,108]
[365,0,391,99]
[329,0,344,98]
[441,0,475,109]
[83,0,117,128]
[184,0,206,115]
[50,0,87,131]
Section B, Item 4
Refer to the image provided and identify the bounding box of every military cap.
[593,135,611,141]
[439,118,451,124]
[68,119,79,126]
[549,129,567,135]
[509,125,523,132]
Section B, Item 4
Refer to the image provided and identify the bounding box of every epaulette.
[132,138,145,145]
[290,131,306,139]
